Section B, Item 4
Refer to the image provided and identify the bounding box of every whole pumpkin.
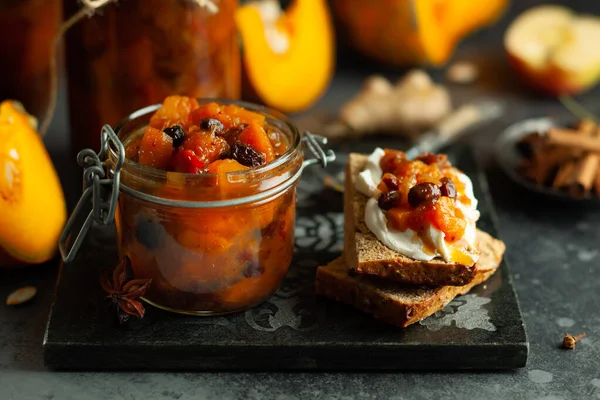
[331,0,508,66]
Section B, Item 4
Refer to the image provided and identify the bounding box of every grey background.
[2,0,600,399]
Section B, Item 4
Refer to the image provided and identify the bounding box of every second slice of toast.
[344,153,479,286]
[316,229,505,327]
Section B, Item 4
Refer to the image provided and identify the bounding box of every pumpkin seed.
[6,286,37,305]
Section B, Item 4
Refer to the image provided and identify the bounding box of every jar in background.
[64,0,240,153]
[0,0,62,121]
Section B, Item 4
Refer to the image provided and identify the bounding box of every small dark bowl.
[494,116,600,205]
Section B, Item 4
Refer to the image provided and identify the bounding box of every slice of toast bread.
[316,229,505,327]
[344,153,479,286]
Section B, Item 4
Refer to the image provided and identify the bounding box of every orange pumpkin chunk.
[188,102,233,129]
[206,159,248,175]
[138,126,173,169]
[223,104,265,126]
[423,196,466,243]
[207,159,248,197]
[181,127,230,166]
[237,122,275,163]
[150,95,199,130]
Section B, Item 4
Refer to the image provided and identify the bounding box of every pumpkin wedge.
[332,0,508,66]
[0,100,66,266]
[236,0,335,112]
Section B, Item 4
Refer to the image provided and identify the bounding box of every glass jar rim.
[108,98,302,181]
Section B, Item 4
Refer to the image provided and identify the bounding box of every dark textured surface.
[43,144,527,371]
[2,0,600,398]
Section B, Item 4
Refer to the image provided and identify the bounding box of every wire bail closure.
[58,125,124,263]
[301,131,335,170]
[58,128,333,263]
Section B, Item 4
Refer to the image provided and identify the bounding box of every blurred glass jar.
[0,0,62,121]
[64,0,240,153]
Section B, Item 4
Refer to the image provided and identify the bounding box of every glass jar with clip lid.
[59,99,335,315]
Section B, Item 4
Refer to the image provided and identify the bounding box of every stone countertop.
[2,0,600,398]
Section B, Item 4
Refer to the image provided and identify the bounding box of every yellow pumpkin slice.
[0,100,66,265]
[236,0,335,112]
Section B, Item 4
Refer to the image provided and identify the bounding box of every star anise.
[100,256,152,323]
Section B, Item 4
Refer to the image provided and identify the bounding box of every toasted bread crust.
[354,233,478,286]
[344,162,360,275]
[345,152,479,286]
[316,231,504,327]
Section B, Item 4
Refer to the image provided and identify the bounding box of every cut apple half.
[505,5,600,95]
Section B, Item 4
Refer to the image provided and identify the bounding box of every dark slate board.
[43,142,528,371]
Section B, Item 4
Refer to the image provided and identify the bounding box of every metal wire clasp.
[59,125,125,263]
[301,131,335,170]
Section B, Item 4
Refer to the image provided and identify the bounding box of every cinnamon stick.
[572,155,600,195]
[552,122,595,189]
[577,118,596,133]
[547,128,600,153]
[574,119,597,158]
[522,148,572,185]
[572,142,600,196]
[519,120,600,197]
[552,161,576,189]
[570,126,600,196]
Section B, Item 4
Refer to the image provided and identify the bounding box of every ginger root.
[339,70,452,135]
